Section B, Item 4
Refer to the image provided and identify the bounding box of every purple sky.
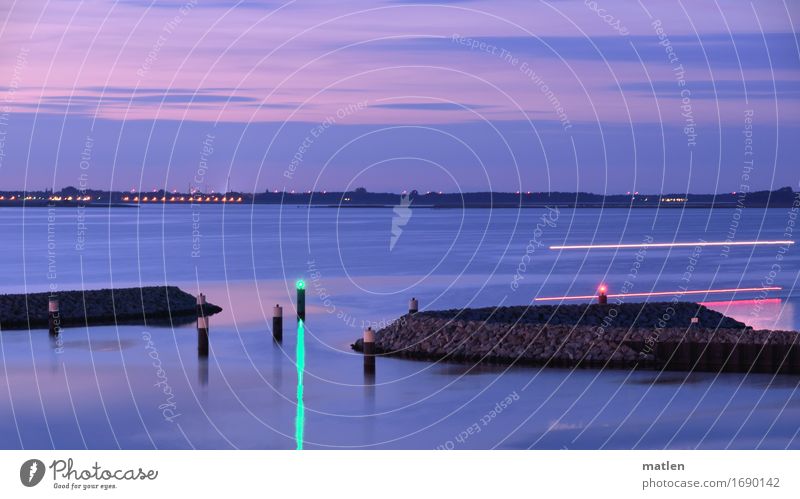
[1,0,798,193]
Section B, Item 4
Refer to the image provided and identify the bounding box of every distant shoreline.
[3,203,793,209]
[1,186,796,209]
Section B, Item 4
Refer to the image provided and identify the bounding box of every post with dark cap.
[197,293,209,357]
[197,293,207,316]
[409,297,418,314]
[197,315,209,357]
[296,280,306,322]
[363,327,376,375]
[273,304,283,342]
[48,296,60,336]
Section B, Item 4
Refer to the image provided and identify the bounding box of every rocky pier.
[352,302,800,374]
[0,286,222,330]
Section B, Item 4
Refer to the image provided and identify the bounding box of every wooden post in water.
[409,297,418,314]
[296,280,306,322]
[363,327,376,374]
[48,296,60,336]
[197,293,207,316]
[197,316,209,357]
[197,293,209,357]
[273,304,283,342]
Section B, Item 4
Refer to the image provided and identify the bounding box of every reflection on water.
[626,373,717,386]
[0,207,798,449]
[60,339,138,352]
[295,320,306,450]
[198,358,209,387]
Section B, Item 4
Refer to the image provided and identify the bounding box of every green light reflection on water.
[295,319,305,450]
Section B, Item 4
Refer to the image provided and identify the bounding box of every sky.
[0,0,798,194]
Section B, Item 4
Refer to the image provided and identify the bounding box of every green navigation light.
[296,279,306,290]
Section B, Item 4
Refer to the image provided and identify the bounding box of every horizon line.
[0,186,793,197]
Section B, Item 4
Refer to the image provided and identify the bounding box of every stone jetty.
[0,286,222,330]
[352,302,800,374]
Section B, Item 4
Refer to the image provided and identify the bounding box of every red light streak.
[534,286,782,302]
[549,240,793,250]
[700,298,781,306]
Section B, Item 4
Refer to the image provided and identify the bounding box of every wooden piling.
[196,293,207,316]
[197,295,210,357]
[48,296,60,336]
[363,327,375,374]
[197,293,209,356]
[296,281,306,322]
[197,316,209,357]
[272,304,283,342]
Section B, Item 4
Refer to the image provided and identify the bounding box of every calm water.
[0,205,798,449]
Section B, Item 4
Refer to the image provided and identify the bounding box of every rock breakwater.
[0,286,222,330]
[352,302,799,374]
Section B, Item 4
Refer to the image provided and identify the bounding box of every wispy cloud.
[373,102,490,110]
[619,79,800,100]
[116,0,282,9]
[361,32,800,70]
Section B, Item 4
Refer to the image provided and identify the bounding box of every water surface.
[1,205,798,449]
